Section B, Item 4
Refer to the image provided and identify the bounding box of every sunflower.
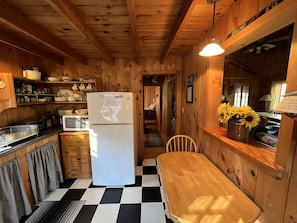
[217,103,232,123]
[234,106,251,117]
[239,111,261,128]
[217,103,260,128]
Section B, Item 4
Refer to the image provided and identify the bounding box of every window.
[234,85,249,107]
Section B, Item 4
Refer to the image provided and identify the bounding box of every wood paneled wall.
[0,42,182,160]
[181,0,297,222]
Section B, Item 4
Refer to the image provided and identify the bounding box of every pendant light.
[199,0,225,57]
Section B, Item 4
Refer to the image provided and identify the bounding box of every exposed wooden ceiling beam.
[47,0,114,65]
[126,0,141,65]
[0,0,88,65]
[161,0,195,61]
[0,34,64,65]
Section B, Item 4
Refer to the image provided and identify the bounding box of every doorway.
[142,74,176,159]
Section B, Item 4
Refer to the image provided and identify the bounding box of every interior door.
[142,74,176,159]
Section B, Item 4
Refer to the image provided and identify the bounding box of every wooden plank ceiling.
[0,0,235,65]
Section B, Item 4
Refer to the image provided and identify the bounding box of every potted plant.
[217,103,260,142]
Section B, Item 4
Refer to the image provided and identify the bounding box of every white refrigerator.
[87,92,137,186]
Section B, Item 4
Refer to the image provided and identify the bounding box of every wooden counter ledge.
[201,127,285,178]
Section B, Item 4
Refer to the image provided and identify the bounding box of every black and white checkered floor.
[39,158,172,223]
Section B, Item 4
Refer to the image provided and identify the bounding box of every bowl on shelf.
[61,76,73,81]
[38,98,47,102]
[54,97,67,102]
[44,97,52,102]
[47,77,60,81]
[67,96,76,102]
[23,70,41,80]
[75,109,88,115]
[58,109,73,116]
[73,93,82,101]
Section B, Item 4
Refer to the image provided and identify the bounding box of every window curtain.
[26,141,63,203]
[270,81,282,111]
[0,158,32,223]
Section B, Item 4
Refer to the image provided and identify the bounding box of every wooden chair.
[166,135,198,152]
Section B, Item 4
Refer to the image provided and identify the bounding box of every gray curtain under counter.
[26,141,64,204]
[0,158,32,223]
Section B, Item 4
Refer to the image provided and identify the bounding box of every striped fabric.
[25,200,85,223]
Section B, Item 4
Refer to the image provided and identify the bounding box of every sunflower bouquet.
[217,103,260,128]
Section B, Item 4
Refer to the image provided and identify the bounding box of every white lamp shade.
[199,42,225,56]
[259,94,272,102]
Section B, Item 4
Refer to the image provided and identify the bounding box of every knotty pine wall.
[181,0,297,222]
[0,42,182,160]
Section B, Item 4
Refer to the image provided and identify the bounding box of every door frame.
[140,72,180,159]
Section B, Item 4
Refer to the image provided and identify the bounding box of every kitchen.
[0,0,297,222]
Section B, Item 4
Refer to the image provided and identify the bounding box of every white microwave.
[62,115,89,131]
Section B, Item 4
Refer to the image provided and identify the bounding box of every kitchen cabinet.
[0,73,17,111]
[60,132,92,178]
[13,77,96,106]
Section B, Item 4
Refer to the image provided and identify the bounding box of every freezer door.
[87,92,134,124]
[89,124,135,186]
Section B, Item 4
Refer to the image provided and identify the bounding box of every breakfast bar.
[157,152,261,223]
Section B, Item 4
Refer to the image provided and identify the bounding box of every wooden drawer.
[61,134,89,145]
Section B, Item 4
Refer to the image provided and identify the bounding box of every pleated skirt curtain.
[26,141,64,203]
[0,158,32,223]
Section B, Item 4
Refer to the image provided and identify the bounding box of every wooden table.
[157,152,261,223]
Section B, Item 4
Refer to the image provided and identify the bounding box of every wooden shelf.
[13,77,95,106]
[14,77,95,84]
[17,101,87,106]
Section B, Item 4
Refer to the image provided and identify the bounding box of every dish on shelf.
[57,89,74,97]
[47,77,60,81]
[38,98,47,102]
[54,97,67,102]
[75,109,88,115]
[67,96,76,102]
[61,76,73,81]
[73,93,82,101]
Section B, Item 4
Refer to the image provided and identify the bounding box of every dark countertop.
[0,126,63,157]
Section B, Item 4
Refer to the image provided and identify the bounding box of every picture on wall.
[187,74,194,103]
[186,85,193,103]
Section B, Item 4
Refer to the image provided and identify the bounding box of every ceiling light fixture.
[199,0,225,57]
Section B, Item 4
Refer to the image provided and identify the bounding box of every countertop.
[0,126,63,157]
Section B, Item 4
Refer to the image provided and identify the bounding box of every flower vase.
[227,118,250,142]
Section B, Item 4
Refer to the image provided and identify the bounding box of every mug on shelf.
[79,83,86,91]
[72,84,79,91]
[86,83,93,91]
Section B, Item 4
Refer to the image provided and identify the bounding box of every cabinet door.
[60,133,91,178]
[78,145,92,178]
[62,145,80,178]
[0,73,16,111]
